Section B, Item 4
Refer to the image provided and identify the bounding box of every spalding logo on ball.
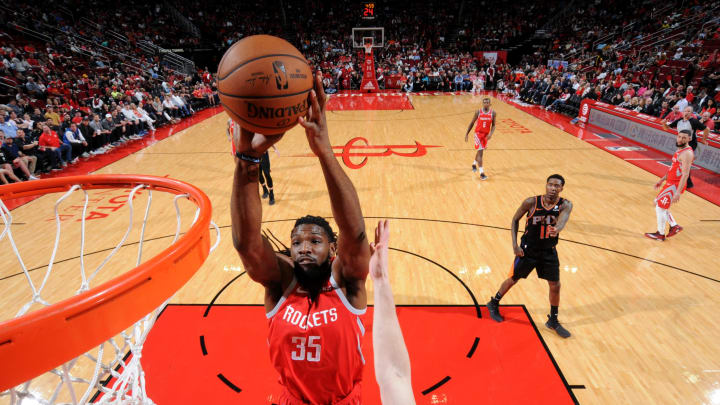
[217,35,313,135]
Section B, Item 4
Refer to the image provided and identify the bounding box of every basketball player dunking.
[487,174,574,338]
[464,97,496,180]
[644,129,694,241]
[231,74,370,404]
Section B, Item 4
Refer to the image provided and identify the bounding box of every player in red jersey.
[231,73,371,404]
[464,97,496,180]
[644,129,694,241]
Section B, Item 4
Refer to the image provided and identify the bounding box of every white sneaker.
[29,175,40,180]
[81,152,90,158]
[71,158,79,164]
[89,150,97,155]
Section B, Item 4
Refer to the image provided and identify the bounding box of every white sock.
[478,166,484,173]
[472,161,477,167]
[655,205,668,234]
[668,211,677,227]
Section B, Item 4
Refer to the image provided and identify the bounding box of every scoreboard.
[362,2,375,20]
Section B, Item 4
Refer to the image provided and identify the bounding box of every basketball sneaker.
[472,164,477,172]
[666,225,683,238]
[480,173,488,180]
[643,232,666,241]
[262,188,269,199]
[487,299,504,322]
[269,191,275,206]
[546,316,571,338]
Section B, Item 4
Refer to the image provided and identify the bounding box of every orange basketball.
[217,35,313,135]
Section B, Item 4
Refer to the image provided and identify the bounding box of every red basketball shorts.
[474,132,489,150]
[655,183,684,209]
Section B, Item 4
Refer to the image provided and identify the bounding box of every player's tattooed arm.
[511,197,535,256]
[550,200,573,236]
[465,110,479,141]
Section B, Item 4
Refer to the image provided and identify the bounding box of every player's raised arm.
[465,110,479,142]
[230,126,285,287]
[299,73,371,282]
[511,197,535,257]
[370,220,416,405]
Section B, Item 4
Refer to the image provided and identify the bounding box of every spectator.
[101,113,121,146]
[63,123,89,161]
[657,101,671,119]
[91,96,104,113]
[700,112,715,132]
[664,105,683,122]
[79,116,103,155]
[675,92,689,111]
[15,128,50,173]
[701,99,717,117]
[39,125,71,170]
[44,107,61,127]
[641,97,656,116]
[1,129,38,180]
[0,114,19,139]
[0,138,23,184]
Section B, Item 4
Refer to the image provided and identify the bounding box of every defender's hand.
[369,220,390,281]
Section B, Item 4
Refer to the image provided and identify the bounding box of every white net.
[0,181,220,405]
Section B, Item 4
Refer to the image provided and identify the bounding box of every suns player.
[228,118,278,205]
[464,97,496,180]
[231,74,371,404]
[644,129,694,241]
[486,174,574,338]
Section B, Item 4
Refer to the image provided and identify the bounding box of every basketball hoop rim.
[0,174,213,391]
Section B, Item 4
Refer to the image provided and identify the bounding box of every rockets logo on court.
[272,61,289,90]
[291,137,442,169]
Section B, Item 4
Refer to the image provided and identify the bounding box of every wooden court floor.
[1,94,719,404]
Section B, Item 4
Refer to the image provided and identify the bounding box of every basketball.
[217,35,313,135]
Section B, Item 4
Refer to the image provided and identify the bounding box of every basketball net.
[363,43,373,55]
[0,176,220,404]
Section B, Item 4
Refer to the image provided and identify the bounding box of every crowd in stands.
[497,0,720,135]
[0,1,220,184]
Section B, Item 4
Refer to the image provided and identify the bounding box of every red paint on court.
[326,93,414,111]
[142,304,576,404]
